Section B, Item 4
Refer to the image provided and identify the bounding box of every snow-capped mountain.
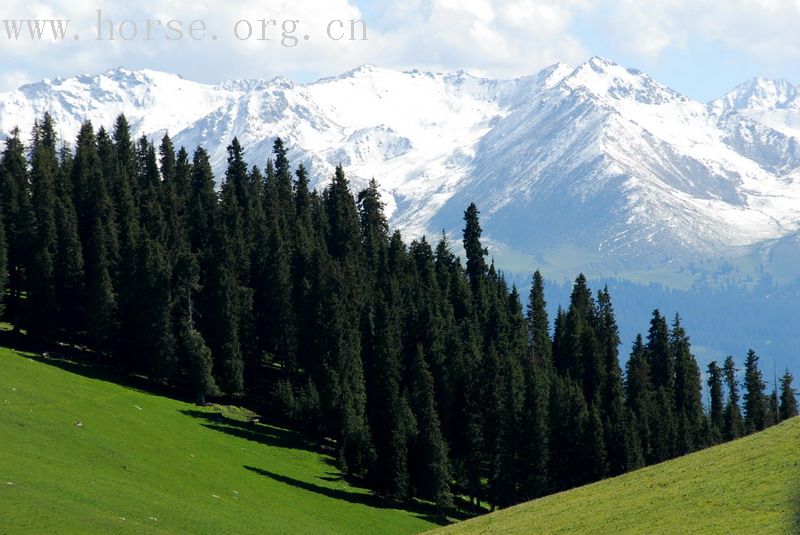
[2,59,800,282]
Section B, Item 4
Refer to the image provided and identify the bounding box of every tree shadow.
[244,465,450,526]
[180,409,323,454]
[0,329,197,403]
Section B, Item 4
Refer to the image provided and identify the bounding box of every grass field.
[0,346,439,534]
[435,415,800,534]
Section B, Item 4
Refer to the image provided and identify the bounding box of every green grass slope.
[436,417,800,534]
[0,347,438,534]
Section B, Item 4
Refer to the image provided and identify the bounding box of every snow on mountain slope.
[432,57,800,272]
[711,78,800,139]
[1,59,800,279]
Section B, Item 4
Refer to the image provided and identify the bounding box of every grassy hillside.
[435,417,800,534]
[0,346,439,534]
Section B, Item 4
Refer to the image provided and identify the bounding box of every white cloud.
[598,0,800,64]
[1,0,800,91]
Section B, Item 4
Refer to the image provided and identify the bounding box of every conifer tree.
[646,310,675,460]
[519,271,552,499]
[743,349,767,433]
[409,344,453,515]
[0,128,33,332]
[0,212,6,317]
[625,335,652,465]
[707,361,724,444]
[526,270,552,367]
[28,114,59,341]
[462,203,487,309]
[596,288,627,474]
[54,144,84,338]
[73,122,118,353]
[109,118,141,363]
[671,314,704,453]
[173,251,218,404]
[723,356,744,440]
[367,279,413,501]
[548,376,589,489]
[778,370,798,421]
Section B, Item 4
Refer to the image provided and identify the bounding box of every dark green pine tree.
[462,203,488,310]
[84,217,117,354]
[366,278,413,502]
[109,118,141,364]
[778,370,798,421]
[519,270,551,500]
[0,128,33,332]
[210,176,250,395]
[596,287,628,475]
[54,144,84,338]
[320,165,373,476]
[357,178,389,275]
[722,356,744,440]
[409,344,453,516]
[271,137,296,235]
[0,208,6,317]
[173,251,218,404]
[548,376,589,490]
[671,314,704,454]
[766,385,779,428]
[136,237,176,382]
[624,335,652,467]
[646,310,675,461]
[742,349,767,434]
[706,361,725,444]
[159,134,188,256]
[527,270,552,367]
[73,122,118,353]
[27,114,60,342]
[187,148,218,257]
[136,137,167,246]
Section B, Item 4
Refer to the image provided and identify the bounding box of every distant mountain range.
[2,58,800,286]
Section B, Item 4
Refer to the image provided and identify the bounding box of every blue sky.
[1,0,798,102]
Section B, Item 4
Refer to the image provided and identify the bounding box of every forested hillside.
[1,113,796,515]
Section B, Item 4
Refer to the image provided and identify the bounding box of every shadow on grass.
[180,409,322,454]
[244,465,450,526]
[0,329,173,400]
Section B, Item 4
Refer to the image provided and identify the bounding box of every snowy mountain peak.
[711,77,800,139]
[713,77,799,111]
[559,57,684,107]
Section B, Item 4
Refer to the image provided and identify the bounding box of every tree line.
[0,113,797,515]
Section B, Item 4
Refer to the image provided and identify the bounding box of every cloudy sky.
[1,0,799,101]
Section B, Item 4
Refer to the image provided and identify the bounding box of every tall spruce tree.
[596,287,627,475]
[366,278,413,501]
[707,361,724,444]
[723,356,744,440]
[0,210,6,318]
[526,270,552,367]
[624,335,652,466]
[671,314,704,454]
[743,349,767,433]
[28,114,59,341]
[778,370,798,421]
[173,251,218,404]
[646,310,675,461]
[54,143,84,338]
[0,128,33,332]
[73,122,118,353]
[409,344,453,516]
